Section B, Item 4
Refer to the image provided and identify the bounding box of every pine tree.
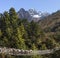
[9,7,18,28]
[16,23,26,49]
[9,8,26,49]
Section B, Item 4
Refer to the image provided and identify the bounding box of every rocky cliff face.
[18,8,31,21]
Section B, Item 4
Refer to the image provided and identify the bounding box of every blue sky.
[0,0,60,13]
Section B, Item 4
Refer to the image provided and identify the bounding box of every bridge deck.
[0,47,60,56]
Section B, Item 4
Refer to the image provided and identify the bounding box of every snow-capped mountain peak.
[17,8,49,22]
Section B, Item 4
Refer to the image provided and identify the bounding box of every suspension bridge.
[0,47,60,56]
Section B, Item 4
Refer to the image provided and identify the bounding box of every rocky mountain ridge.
[17,8,49,22]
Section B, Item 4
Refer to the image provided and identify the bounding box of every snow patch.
[33,15,41,18]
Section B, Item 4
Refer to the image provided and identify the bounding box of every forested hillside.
[39,10,60,45]
[39,10,60,32]
[0,8,60,58]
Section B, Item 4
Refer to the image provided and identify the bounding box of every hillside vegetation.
[39,10,60,44]
[0,8,60,58]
